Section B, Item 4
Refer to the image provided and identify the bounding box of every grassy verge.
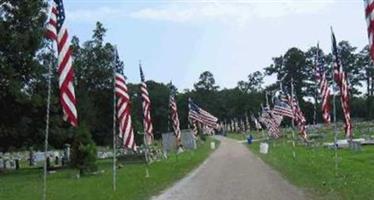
[0,138,219,200]
[247,137,374,200]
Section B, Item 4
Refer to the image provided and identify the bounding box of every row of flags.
[45,0,221,151]
[313,30,353,138]
[188,98,219,137]
[220,117,253,133]
[45,0,359,146]
[331,30,353,138]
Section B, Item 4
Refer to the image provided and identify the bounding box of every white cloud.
[129,0,336,25]
[66,0,335,25]
[67,6,127,23]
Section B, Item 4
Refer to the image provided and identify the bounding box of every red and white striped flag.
[288,96,308,141]
[45,0,77,127]
[364,0,374,60]
[188,98,218,129]
[331,29,353,138]
[315,44,331,124]
[114,49,136,150]
[169,86,182,146]
[259,106,281,138]
[139,64,153,145]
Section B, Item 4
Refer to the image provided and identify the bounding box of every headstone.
[9,160,15,169]
[46,157,51,170]
[210,141,216,149]
[260,143,269,154]
[15,159,20,170]
[55,156,59,165]
[2,159,6,169]
[162,130,196,153]
[29,148,35,166]
[350,141,362,151]
[64,144,71,161]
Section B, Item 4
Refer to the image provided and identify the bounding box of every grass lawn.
[0,138,219,200]
[247,136,374,200]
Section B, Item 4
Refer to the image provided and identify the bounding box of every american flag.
[364,0,374,60]
[188,98,218,129]
[139,64,153,145]
[315,43,331,124]
[45,0,77,127]
[273,92,294,118]
[259,106,281,138]
[331,29,353,138]
[191,120,198,139]
[288,96,308,140]
[169,86,182,146]
[114,49,136,150]
[331,30,343,84]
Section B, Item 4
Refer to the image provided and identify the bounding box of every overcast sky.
[62,0,368,90]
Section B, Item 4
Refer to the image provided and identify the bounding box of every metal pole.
[43,46,53,200]
[291,78,296,159]
[112,48,117,191]
[331,27,338,173]
[143,135,150,178]
[140,60,150,178]
[313,84,318,126]
[333,65,338,173]
[112,76,117,191]
[314,43,320,126]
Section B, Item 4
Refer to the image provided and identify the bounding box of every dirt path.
[152,136,306,200]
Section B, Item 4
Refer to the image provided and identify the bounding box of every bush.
[70,122,97,175]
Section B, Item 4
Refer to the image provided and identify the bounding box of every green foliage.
[193,71,219,91]
[71,123,98,174]
[0,0,49,151]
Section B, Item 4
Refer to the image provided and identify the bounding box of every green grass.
[247,136,374,200]
[226,133,247,140]
[0,138,219,200]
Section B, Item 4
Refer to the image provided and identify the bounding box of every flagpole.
[112,47,117,191]
[112,79,117,191]
[331,27,339,173]
[291,78,296,159]
[314,43,320,126]
[43,44,53,200]
[140,60,150,178]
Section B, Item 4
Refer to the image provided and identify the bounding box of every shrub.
[70,122,97,175]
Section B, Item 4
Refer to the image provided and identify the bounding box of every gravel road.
[152,136,306,200]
